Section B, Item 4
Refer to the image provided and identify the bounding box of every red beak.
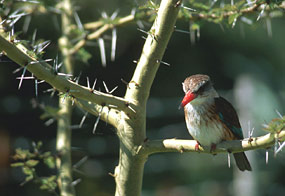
[179,91,196,109]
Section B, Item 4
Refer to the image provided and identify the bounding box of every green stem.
[56,97,75,196]
[56,0,75,195]
[141,130,285,155]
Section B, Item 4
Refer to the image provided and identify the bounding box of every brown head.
[180,74,218,108]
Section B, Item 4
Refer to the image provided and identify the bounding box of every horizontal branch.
[0,34,135,118]
[189,1,285,21]
[140,130,285,155]
[192,2,263,20]
[84,14,135,30]
[69,14,135,55]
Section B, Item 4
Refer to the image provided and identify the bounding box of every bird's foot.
[210,143,217,155]
[195,141,201,151]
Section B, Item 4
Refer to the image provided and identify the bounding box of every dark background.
[0,0,285,195]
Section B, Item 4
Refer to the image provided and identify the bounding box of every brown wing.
[214,97,244,139]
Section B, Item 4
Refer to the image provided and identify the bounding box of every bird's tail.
[233,152,252,171]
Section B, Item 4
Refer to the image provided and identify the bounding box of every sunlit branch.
[140,130,285,155]
[189,2,285,20]
[0,34,134,116]
[69,14,135,55]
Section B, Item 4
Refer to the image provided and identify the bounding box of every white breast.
[185,102,225,146]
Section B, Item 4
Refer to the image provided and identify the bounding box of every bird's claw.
[195,141,200,151]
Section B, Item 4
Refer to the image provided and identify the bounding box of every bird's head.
[180,74,218,108]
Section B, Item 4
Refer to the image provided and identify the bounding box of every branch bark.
[56,0,75,195]
[69,13,136,55]
[0,34,133,117]
[114,0,181,195]
[141,130,285,155]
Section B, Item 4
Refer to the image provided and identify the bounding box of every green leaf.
[191,23,200,31]
[36,141,43,149]
[26,159,39,167]
[264,116,285,133]
[40,106,59,119]
[40,176,57,191]
[41,151,51,158]
[44,156,56,169]
[25,175,34,183]
[22,166,34,175]
[76,48,92,64]
[11,162,25,167]
[13,148,33,160]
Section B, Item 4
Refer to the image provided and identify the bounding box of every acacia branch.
[56,0,76,195]
[0,34,134,117]
[189,1,285,21]
[140,130,285,155]
[190,2,263,20]
[69,14,136,55]
[124,0,180,106]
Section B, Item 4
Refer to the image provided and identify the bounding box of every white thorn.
[35,79,38,97]
[275,109,283,119]
[109,86,118,94]
[181,5,196,12]
[275,141,285,155]
[18,66,27,89]
[101,11,108,19]
[61,93,68,104]
[174,28,190,34]
[266,150,269,164]
[23,15,31,33]
[13,67,23,74]
[111,9,119,20]
[102,81,109,93]
[93,107,103,134]
[128,104,136,113]
[71,178,82,187]
[274,138,278,157]
[86,77,90,89]
[74,12,83,30]
[257,4,266,21]
[98,38,106,67]
[73,156,88,169]
[92,78,97,90]
[32,29,37,46]
[111,28,117,61]
[79,112,88,128]
[157,60,170,66]
[266,17,272,38]
[45,118,55,126]
[228,153,231,168]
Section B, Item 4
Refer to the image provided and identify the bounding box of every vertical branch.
[56,99,75,196]
[114,0,180,195]
[56,0,75,195]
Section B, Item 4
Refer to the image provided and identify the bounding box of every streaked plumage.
[181,74,251,171]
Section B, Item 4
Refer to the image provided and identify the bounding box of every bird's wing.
[214,97,244,139]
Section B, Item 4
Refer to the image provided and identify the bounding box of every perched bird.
[180,74,252,171]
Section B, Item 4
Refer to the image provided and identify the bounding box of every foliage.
[11,141,57,193]
[264,114,285,134]
[1,0,285,195]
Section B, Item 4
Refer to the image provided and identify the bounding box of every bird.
[180,74,252,171]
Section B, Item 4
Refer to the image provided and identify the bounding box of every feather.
[215,97,244,139]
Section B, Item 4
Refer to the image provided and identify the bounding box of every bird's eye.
[196,81,210,94]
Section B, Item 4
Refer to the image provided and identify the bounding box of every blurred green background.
[0,0,285,195]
